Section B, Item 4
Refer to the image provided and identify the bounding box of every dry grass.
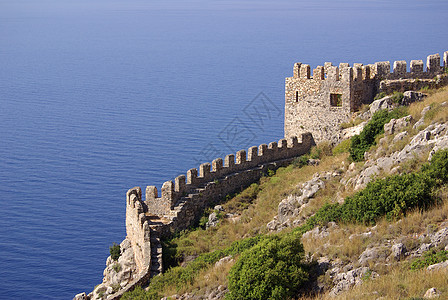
[327,267,448,300]
[409,85,448,124]
[169,151,349,260]
[162,86,448,299]
[302,223,371,263]
[189,259,235,294]
[340,117,364,129]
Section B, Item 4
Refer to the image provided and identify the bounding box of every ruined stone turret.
[285,51,448,143]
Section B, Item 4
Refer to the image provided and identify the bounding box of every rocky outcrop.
[401,91,427,105]
[267,171,342,231]
[89,239,138,300]
[424,287,442,299]
[328,267,378,297]
[345,121,448,191]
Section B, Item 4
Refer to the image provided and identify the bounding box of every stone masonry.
[98,133,315,299]
[78,51,448,300]
[285,51,448,143]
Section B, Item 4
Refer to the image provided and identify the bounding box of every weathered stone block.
[327,66,339,81]
[224,154,235,168]
[393,60,407,76]
[293,62,301,78]
[212,158,223,173]
[300,64,310,79]
[187,168,198,185]
[444,51,448,68]
[410,60,424,74]
[313,66,324,80]
[427,53,440,73]
[375,61,390,77]
[236,150,246,165]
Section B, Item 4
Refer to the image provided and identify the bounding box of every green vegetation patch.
[297,149,448,231]
[123,148,448,300]
[410,249,448,270]
[349,107,408,161]
[226,232,308,300]
[109,243,121,261]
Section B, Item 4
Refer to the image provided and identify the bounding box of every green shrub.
[349,108,407,161]
[374,92,387,100]
[390,91,404,104]
[332,139,351,155]
[121,286,158,300]
[112,263,122,273]
[310,141,333,159]
[410,249,448,270]
[293,154,310,168]
[297,149,448,229]
[140,235,268,297]
[422,149,448,184]
[109,243,121,261]
[226,233,308,300]
[339,172,434,224]
[306,172,434,226]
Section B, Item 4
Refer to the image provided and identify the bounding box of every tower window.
[295,91,299,102]
[330,93,342,107]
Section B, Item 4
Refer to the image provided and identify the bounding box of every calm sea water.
[0,0,447,298]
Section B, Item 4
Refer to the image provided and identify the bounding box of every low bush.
[298,149,448,229]
[349,108,408,161]
[390,91,404,103]
[144,235,268,297]
[109,243,121,261]
[332,139,351,155]
[226,232,308,300]
[293,154,310,168]
[374,92,387,100]
[410,249,448,270]
[310,141,333,159]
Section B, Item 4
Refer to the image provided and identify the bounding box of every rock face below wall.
[88,239,138,300]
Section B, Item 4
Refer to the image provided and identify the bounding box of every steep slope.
[114,86,448,300]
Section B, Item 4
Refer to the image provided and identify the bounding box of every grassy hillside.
[123,86,448,300]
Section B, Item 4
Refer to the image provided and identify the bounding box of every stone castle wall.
[285,51,448,143]
[141,132,314,233]
[125,187,152,276]
[117,132,314,295]
[89,51,447,299]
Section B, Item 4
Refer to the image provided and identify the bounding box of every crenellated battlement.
[125,187,152,276]
[285,51,448,143]
[101,51,448,299]
[121,132,313,288]
[140,133,313,223]
[291,51,448,83]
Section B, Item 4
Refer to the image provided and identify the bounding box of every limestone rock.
[206,212,220,228]
[277,195,300,224]
[215,255,233,268]
[370,96,394,115]
[393,131,408,143]
[340,121,367,140]
[214,205,224,212]
[358,247,389,266]
[401,91,427,106]
[389,243,407,261]
[427,260,448,271]
[384,115,412,135]
[424,287,441,298]
[413,105,431,129]
[329,267,378,297]
[73,292,87,300]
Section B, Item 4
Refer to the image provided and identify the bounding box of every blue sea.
[0,0,447,298]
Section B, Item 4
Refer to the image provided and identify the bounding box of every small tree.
[110,243,121,261]
[226,233,308,300]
